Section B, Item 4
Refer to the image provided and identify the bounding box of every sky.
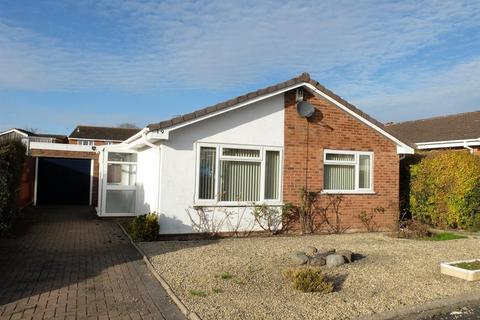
[0,0,479,134]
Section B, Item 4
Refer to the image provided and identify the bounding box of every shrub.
[0,140,27,237]
[129,213,159,241]
[396,219,431,239]
[282,267,334,293]
[252,204,282,234]
[410,151,480,229]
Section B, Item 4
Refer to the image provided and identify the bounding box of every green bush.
[130,213,159,241]
[410,151,480,229]
[0,140,27,236]
[283,267,334,293]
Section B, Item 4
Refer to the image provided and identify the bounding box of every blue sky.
[0,0,479,134]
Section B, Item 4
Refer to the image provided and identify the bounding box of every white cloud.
[0,0,479,121]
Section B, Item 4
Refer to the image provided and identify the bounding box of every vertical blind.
[265,151,280,199]
[359,155,371,188]
[223,148,260,158]
[324,164,355,190]
[221,161,261,201]
[199,147,216,199]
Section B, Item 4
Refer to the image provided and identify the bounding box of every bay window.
[323,150,373,193]
[196,144,281,203]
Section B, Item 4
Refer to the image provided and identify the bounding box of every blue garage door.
[37,157,91,205]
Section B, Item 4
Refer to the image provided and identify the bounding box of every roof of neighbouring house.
[69,125,141,141]
[146,72,415,149]
[0,128,68,141]
[386,110,480,143]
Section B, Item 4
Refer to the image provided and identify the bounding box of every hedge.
[0,140,27,236]
[410,151,480,229]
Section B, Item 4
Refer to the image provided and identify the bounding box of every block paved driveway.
[0,206,185,320]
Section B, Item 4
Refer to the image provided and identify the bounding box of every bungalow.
[387,111,480,152]
[0,128,68,145]
[96,73,414,234]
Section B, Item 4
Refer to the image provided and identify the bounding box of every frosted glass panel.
[108,152,137,162]
[105,190,135,213]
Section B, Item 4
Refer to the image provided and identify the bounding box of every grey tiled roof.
[147,72,414,148]
[387,111,480,143]
[69,125,141,141]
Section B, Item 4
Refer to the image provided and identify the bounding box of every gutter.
[123,127,149,145]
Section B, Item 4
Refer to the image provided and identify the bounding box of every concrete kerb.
[358,291,480,320]
[117,223,201,320]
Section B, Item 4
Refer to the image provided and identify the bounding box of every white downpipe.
[142,133,162,214]
[464,141,474,154]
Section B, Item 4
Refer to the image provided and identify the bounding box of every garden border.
[117,223,202,320]
[359,291,480,320]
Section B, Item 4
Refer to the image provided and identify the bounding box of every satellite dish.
[296,101,315,118]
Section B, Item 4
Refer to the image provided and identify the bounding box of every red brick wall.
[29,149,99,206]
[283,90,400,232]
[68,138,121,146]
[17,156,36,209]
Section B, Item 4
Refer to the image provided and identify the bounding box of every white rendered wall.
[135,146,160,214]
[158,94,285,234]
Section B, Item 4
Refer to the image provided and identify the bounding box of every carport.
[29,142,99,207]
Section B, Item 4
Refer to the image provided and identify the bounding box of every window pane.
[359,155,371,189]
[105,190,135,213]
[199,147,216,199]
[222,148,260,158]
[221,161,260,201]
[107,164,136,186]
[325,153,355,162]
[265,151,280,199]
[324,165,355,190]
[108,152,137,162]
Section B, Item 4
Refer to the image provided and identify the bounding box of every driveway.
[0,206,185,320]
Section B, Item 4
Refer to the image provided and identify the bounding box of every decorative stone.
[308,253,326,266]
[316,248,336,257]
[291,251,309,265]
[302,246,318,257]
[326,254,345,267]
[337,250,353,263]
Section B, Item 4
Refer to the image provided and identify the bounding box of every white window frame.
[194,143,283,205]
[101,150,138,215]
[77,139,95,146]
[322,149,374,194]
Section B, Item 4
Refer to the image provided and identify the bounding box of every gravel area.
[139,233,480,320]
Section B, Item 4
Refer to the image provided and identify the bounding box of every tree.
[118,123,139,129]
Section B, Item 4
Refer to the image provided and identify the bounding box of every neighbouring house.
[0,128,68,145]
[69,125,141,146]
[94,73,414,234]
[387,111,480,152]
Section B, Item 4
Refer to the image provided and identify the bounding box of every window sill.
[321,190,376,195]
[193,201,284,207]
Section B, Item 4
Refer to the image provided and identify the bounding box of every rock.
[316,248,336,257]
[308,253,326,266]
[326,254,345,267]
[291,251,309,265]
[302,246,317,256]
[337,250,353,263]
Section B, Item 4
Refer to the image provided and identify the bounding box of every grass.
[423,232,467,241]
[452,260,480,270]
[215,272,233,280]
[189,290,207,297]
[212,288,223,294]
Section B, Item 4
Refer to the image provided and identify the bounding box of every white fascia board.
[417,139,480,149]
[303,83,415,154]
[69,137,123,142]
[29,142,96,152]
[162,83,305,133]
[0,129,29,137]
[122,127,149,145]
